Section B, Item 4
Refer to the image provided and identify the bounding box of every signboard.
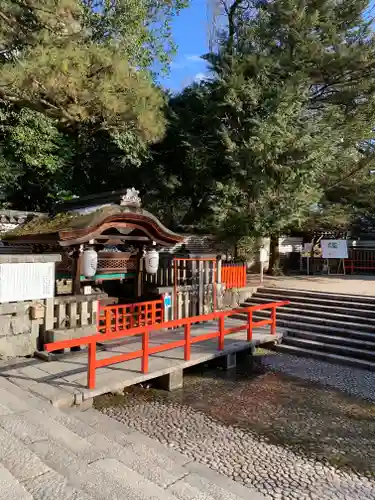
[164,295,172,309]
[321,240,348,260]
[259,248,268,263]
[0,262,55,303]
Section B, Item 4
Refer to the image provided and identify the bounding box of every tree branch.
[326,155,375,192]
[0,88,76,124]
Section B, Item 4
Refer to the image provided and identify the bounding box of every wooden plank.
[198,260,204,316]
[182,259,187,285]
[217,257,222,284]
[177,291,183,320]
[184,290,189,318]
[204,261,210,285]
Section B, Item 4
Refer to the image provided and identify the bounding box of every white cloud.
[186,54,204,63]
[170,61,185,69]
[194,72,206,83]
[171,54,206,70]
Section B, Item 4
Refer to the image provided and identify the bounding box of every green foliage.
[0,0,188,136]
[80,0,189,73]
[236,236,257,262]
[0,0,188,211]
[152,0,375,247]
[0,105,73,210]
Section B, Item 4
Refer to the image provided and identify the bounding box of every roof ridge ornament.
[120,188,141,208]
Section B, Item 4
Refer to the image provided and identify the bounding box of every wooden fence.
[221,263,247,289]
[345,247,375,273]
[98,299,164,334]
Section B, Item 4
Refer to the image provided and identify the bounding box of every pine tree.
[0,0,188,210]
[0,0,187,136]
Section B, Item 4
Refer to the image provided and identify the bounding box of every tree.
[0,0,188,210]
[0,104,73,211]
[154,0,375,273]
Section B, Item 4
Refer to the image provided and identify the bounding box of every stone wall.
[0,300,43,357]
[0,253,61,358]
[221,285,257,309]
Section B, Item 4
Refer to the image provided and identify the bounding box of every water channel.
[95,351,375,499]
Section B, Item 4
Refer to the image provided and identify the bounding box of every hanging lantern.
[144,248,159,274]
[82,248,98,278]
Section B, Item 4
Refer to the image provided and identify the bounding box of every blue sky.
[159,0,209,92]
[159,0,375,92]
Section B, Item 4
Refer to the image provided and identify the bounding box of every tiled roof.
[0,210,44,226]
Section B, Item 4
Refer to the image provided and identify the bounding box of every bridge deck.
[0,318,282,408]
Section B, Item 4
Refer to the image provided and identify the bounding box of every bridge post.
[156,368,183,391]
[219,352,236,370]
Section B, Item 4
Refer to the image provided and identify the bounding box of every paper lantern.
[144,249,159,274]
[82,248,98,278]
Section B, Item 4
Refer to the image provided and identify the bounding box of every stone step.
[246,296,375,318]
[73,410,264,500]
[0,378,266,500]
[29,438,180,500]
[285,329,375,351]
[0,374,52,412]
[246,303,375,327]
[237,309,375,333]
[1,404,187,491]
[256,286,375,304]
[169,461,265,500]
[0,419,91,500]
[253,291,375,311]
[23,469,93,500]
[274,343,375,371]
[0,400,182,500]
[0,463,32,500]
[282,336,375,361]
[276,319,375,341]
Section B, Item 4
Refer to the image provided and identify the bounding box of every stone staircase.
[242,287,375,370]
[0,375,264,500]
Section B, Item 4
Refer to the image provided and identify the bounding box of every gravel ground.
[262,352,375,402]
[96,353,375,500]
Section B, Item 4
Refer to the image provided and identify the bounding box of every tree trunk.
[267,234,280,276]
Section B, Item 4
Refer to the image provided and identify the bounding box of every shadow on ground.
[96,351,375,477]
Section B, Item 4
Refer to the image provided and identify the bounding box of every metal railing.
[45,300,289,390]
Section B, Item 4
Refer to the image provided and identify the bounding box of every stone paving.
[262,352,375,402]
[0,375,265,500]
[253,275,375,296]
[97,353,375,500]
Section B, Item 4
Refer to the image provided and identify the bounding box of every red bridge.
[45,301,289,392]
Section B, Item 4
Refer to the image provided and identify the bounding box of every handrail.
[45,300,289,390]
[222,263,247,289]
[98,299,164,333]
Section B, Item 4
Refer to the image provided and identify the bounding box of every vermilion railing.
[345,248,375,273]
[45,300,288,390]
[98,299,164,334]
[221,263,247,289]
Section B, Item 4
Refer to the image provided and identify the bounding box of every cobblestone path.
[96,353,375,500]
